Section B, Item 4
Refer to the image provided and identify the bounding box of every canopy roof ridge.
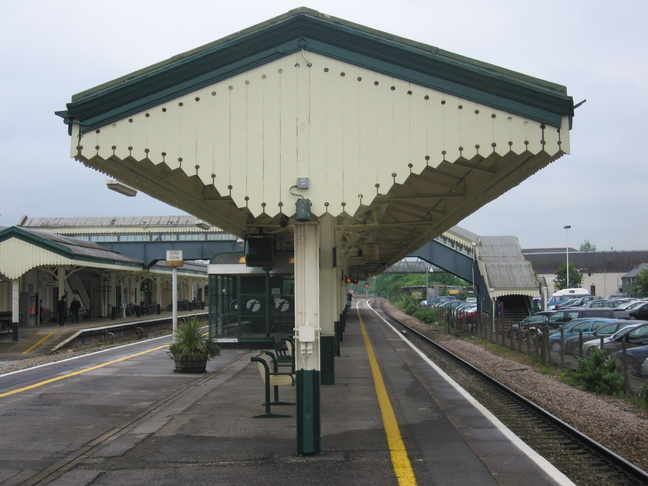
[57,8,573,133]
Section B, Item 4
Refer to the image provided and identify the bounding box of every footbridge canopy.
[57,7,573,280]
[406,226,542,311]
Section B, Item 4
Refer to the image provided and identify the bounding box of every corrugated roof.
[1,227,142,265]
[623,263,648,279]
[19,215,202,228]
[523,251,648,275]
[479,236,538,295]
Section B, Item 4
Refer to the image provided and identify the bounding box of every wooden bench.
[251,351,295,418]
[272,335,295,373]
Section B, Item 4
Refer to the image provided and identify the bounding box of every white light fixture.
[195,220,210,230]
[106,180,137,197]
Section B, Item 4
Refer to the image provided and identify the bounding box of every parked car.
[627,301,648,320]
[426,296,457,308]
[456,303,478,318]
[554,298,585,309]
[617,300,646,310]
[547,288,591,310]
[510,312,552,340]
[613,344,648,376]
[548,318,616,353]
[582,321,648,356]
[440,300,464,311]
[563,319,638,356]
[546,308,631,326]
[583,300,622,309]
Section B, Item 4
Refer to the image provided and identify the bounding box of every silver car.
[582,322,648,356]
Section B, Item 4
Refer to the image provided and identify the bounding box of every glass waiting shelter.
[207,251,295,344]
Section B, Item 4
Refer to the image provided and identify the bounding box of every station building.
[523,248,648,298]
[0,215,222,327]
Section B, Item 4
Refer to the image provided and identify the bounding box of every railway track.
[375,300,648,485]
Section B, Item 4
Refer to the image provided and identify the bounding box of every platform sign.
[166,250,184,267]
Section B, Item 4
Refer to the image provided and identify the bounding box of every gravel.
[0,349,98,374]
[381,302,648,474]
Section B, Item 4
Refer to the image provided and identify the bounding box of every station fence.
[437,307,648,395]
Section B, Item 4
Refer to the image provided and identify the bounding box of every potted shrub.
[169,317,220,373]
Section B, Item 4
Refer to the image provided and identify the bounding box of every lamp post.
[166,250,184,343]
[563,225,571,288]
[471,241,477,296]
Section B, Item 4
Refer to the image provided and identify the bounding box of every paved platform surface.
[0,302,573,485]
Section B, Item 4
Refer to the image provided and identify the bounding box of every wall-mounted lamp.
[296,198,311,222]
[106,180,137,197]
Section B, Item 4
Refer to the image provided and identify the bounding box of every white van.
[547,288,591,310]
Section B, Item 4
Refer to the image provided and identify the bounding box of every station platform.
[0,301,574,485]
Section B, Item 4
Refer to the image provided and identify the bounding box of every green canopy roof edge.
[56,7,573,133]
[0,227,143,269]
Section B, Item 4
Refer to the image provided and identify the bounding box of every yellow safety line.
[22,330,58,355]
[357,303,418,486]
[0,345,168,398]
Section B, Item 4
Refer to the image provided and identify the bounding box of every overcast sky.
[1,1,646,251]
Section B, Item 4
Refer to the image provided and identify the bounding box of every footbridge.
[388,226,544,318]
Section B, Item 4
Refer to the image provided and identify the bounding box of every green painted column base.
[296,369,321,455]
[321,336,335,385]
[334,320,341,356]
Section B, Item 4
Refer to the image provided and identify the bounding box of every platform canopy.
[57,7,574,279]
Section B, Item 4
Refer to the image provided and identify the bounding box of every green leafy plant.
[554,262,584,290]
[412,307,439,324]
[633,267,648,297]
[169,317,220,360]
[641,383,648,409]
[571,348,625,396]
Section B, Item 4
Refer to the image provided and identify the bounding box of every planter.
[169,317,220,373]
[173,356,208,373]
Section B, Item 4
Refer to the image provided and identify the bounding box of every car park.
[613,344,648,376]
[582,321,648,357]
[548,318,616,353]
[563,319,639,356]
